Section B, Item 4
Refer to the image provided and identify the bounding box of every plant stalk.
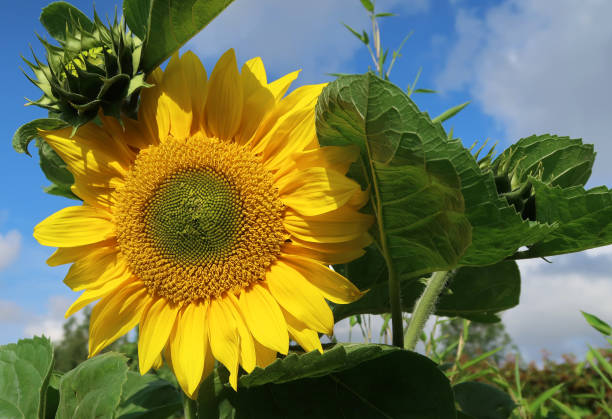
[184,395,197,419]
[404,271,449,351]
[386,261,404,347]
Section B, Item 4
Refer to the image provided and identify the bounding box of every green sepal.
[12,118,68,155]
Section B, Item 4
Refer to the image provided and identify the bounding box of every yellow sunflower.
[33,49,372,398]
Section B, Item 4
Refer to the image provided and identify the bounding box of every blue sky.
[1,0,611,362]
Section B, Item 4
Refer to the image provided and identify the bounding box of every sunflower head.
[34,49,372,398]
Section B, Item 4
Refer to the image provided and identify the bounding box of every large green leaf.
[56,352,128,419]
[115,372,182,419]
[198,343,456,418]
[520,179,612,258]
[39,2,94,43]
[0,337,54,419]
[123,0,235,72]
[333,258,520,322]
[406,109,556,266]
[453,382,516,419]
[316,73,472,279]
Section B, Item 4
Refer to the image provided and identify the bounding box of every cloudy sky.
[1,0,611,363]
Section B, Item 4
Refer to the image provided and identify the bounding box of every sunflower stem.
[184,395,198,419]
[386,260,404,347]
[404,271,448,351]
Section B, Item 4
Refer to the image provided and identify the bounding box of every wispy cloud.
[436,0,612,182]
[0,230,21,271]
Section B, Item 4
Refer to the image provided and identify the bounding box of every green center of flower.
[145,170,243,265]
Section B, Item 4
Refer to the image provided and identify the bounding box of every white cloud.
[0,300,27,324]
[23,295,77,343]
[436,0,612,182]
[0,230,22,271]
[187,0,429,84]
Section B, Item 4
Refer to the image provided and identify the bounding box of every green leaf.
[115,372,182,419]
[432,101,470,124]
[56,352,128,419]
[549,398,581,419]
[0,337,54,419]
[333,258,520,322]
[375,12,396,18]
[360,0,375,12]
[12,118,68,155]
[316,73,472,279]
[39,2,93,43]
[522,180,612,258]
[453,382,516,419]
[198,344,456,418]
[36,139,80,201]
[492,134,595,189]
[528,383,564,413]
[342,23,366,43]
[123,0,235,73]
[413,88,437,94]
[581,311,612,336]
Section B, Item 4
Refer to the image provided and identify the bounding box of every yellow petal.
[47,239,115,266]
[64,248,129,291]
[65,275,133,318]
[70,180,115,212]
[282,308,323,353]
[264,261,333,335]
[292,145,360,175]
[238,284,288,354]
[242,57,267,97]
[277,168,360,216]
[204,49,243,139]
[253,339,277,368]
[34,206,114,247]
[249,83,323,153]
[227,293,257,373]
[169,300,209,398]
[139,67,165,143]
[236,85,275,145]
[139,298,180,374]
[122,117,154,150]
[159,52,192,139]
[88,280,148,356]
[180,51,208,133]
[283,207,373,243]
[152,353,164,370]
[282,236,370,265]
[268,70,300,101]
[208,296,240,390]
[283,255,365,304]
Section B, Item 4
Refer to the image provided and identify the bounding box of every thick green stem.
[184,395,198,419]
[404,271,448,351]
[386,259,403,347]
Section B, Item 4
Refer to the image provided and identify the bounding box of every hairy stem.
[404,271,448,351]
[184,395,197,419]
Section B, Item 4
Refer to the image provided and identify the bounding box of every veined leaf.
[123,0,235,72]
[316,73,472,279]
[453,382,516,419]
[0,336,54,419]
[522,179,612,258]
[198,344,456,418]
[333,257,520,322]
[56,353,128,419]
[115,372,182,419]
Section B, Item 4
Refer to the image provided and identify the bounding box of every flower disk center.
[145,170,241,265]
[114,136,286,303]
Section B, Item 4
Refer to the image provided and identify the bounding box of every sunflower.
[33,49,372,398]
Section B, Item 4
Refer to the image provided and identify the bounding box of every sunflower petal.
[47,239,115,266]
[227,293,257,373]
[283,255,365,304]
[282,308,323,353]
[88,280,148,356]
[268,70,300,100]
[34,206,114,247]
[292,145,360,175]
[277,168,360,216]
[159,53,192,139]
[64,248,129,291]
[283,207,373,243]
[180,51,208,133]
[264,261,333,334]
[65,275,134,318]
[238,284,288,354]
[205,49,243,139]
[139,298,180,375]
[208,297,240,390]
